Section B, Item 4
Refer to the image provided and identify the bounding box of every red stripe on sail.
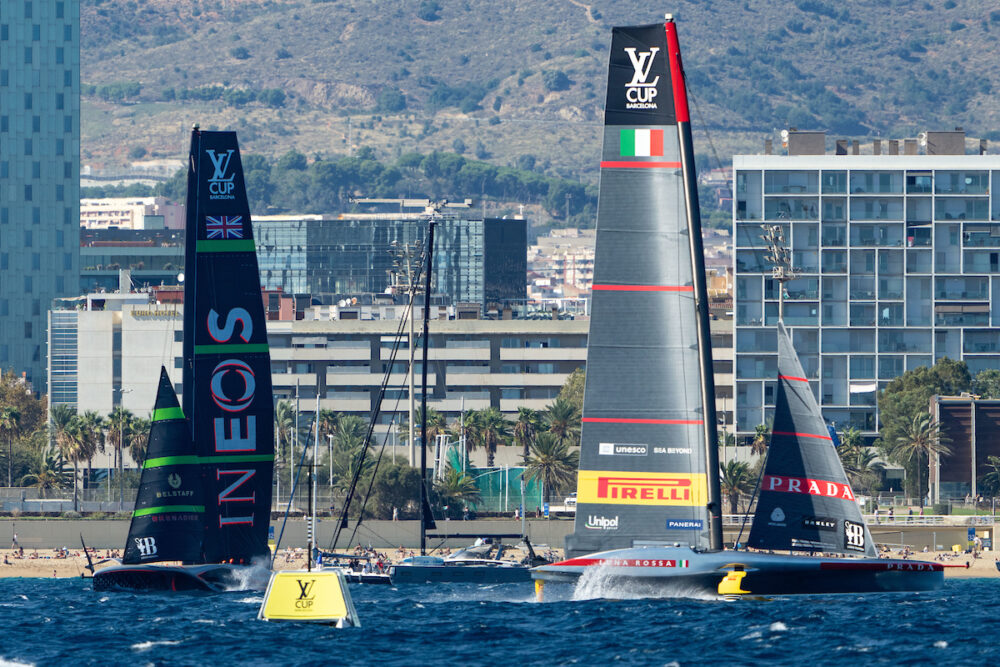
[583,417,703,425]
[600,161,682,169]
[650,129,664,156]
[664,21,690,123]
[771,430,832,441]
[778,374,809,382]
[592,284,693,292]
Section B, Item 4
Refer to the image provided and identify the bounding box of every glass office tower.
[0,0,80,391]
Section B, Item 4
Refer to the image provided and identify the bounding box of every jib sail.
[123,367,205,565]
[747,323,876,557]
[565,20,721,558]
[183,129,275,564]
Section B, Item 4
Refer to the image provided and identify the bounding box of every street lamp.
[115,387,132,511]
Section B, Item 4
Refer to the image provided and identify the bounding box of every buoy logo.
[295,579,316,610]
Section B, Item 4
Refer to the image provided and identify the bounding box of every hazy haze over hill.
[80,0,1000,183]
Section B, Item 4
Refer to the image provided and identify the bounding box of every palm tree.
[524,432,579,498]
[893,413,951,507]
[719,460,753,514]
[546,397,581,448]
[513,407,545,463]
[128,417,151,466]
[750,423,770,457]
[19,445,72,495]
[318,409,341,442]
[478,407,510,468]
[979,456,1000,498]
[434,466,482,515]
[398,406,447,448]
[49,405,76,471]
[79,411,105,499]
[61,415,86,510]
[837,427,883,496]
[0,406,22,487]
[449,410,482,459]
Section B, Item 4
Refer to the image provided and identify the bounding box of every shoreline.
[1,547,996,580]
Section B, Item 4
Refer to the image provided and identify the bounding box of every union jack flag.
[205,215,243,239]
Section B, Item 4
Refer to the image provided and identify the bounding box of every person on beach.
[11,532,18,550]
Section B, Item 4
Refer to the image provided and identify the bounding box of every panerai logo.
[206,149,236,199]
[134,536,157,558]
[623,47,659,109]
[585,515,619,530]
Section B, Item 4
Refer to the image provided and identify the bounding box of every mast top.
[665,13,674,21]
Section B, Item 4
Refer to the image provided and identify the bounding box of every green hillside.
[80,0,1000,209]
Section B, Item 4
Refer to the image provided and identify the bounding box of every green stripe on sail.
[194,343,269,355]
[143,455,200,469]
[152,406,185,422]
[196,240,256,253]
[620,128,635,157]
[133,505,205,517]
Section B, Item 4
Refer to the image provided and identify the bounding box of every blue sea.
[0,578,997,665]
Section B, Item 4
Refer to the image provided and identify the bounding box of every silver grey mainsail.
[747,323,877,557]
[565,22,720,558]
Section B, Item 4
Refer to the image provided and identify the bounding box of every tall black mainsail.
[747,323,876,557]
[565,20,720,558]
[183,129,275,564]
[122,367,205,565]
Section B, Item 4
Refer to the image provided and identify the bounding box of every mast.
[419,221,437,556]
[664,16,722,550]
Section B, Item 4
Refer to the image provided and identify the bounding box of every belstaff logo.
[168,473,182,489]
[206,149,237,200]
[623,47,659,110]
[295,579,316,610]
[134,536,157,558]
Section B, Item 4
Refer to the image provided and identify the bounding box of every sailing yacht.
[531,18,950,598]
[93,129,275,592]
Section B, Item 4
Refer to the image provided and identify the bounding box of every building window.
[63,253,72,270]
[24,139,31,155]
[56,94,64,110]
[32,115,40,132]
[55,276,64,292]
[1,208,7,224]
[1,25,7,40]
[0,162,7,178]
[56,2,64,19]
[32,24,40,40]
[64,115,71,132]
[24,47,32,64]
[32,207,40,224]
[56,230,63,247]
[63,70,71,86]
[31,253,40,270]
[24,93,31,109]
[0,254,7,269]
[24,185,32,201]
[56,47,64,64]
[25,2,32,19]
[0,116,7,131]
[56,139,64,155]
[56,184,64,201]
[0,70,7,86]
[23,279,32,298]
[64,161,72,178]
[174,357,183,369]
[24,230,32,247]
[174,330,183,342]
[32,161,40,178]
[64,25,71,41]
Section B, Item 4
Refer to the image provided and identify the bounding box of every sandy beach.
[1,547,996,580]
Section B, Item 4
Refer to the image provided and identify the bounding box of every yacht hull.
[389,563,531,584]
[92,563,264,593]
[531,546,944,597]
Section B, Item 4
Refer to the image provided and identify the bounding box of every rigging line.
[270,414,317,569]
[733,444,771,551]
[686,86,729,190]
[328,270,423,551]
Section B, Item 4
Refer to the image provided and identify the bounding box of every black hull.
[533,546,945,597]
[92,563,264,593]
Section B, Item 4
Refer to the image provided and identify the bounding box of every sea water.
[0,578,997,665]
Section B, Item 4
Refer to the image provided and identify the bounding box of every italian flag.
[678,560,689,568]
[620,128,665,157]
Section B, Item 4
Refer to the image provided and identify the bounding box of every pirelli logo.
[577,470,707,507]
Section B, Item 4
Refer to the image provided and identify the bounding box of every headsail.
[565,20,720,558]
[747,323,876,557]
[183,129,275,564]
[123,368,205,565]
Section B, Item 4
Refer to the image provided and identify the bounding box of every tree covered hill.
[80,0,1000,193]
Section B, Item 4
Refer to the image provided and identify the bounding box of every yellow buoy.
[718,570,751,596]
[534,578,545,602]
[258,570,360,627]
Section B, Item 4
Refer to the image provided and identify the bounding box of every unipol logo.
[206,149,236,199]
[623,47,659,109]
[134,537,157,558]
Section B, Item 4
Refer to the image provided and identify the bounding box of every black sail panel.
[183,130,275,564]
[123,368,205,564]
[747,323,876,557]
[565,23,713,558]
